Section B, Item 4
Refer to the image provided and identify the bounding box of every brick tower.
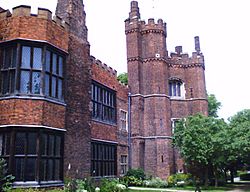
[56,0,92,178]
[125,1,208,178]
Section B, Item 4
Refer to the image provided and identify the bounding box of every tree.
[207,94,221,118]
[173,114,227,187]
[117,72,128,85]
[225,109,250,183]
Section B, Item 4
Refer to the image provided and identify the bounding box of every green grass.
[128,184,250,192]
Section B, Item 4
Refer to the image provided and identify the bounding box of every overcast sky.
[1,0,250,120]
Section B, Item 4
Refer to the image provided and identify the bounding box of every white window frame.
[171,118,181,134]
[120,109,128,131]
[169,79,185,99]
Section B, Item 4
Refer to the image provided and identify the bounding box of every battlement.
[0,5,69,30]
[90,56,117,76]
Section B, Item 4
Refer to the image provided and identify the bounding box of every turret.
[56,0,88,41]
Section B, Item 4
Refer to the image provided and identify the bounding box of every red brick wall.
[91,60,128,143]
[0,99,65,129]
[0,11,68,51]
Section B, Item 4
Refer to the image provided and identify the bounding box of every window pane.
[45,50,51,72]
[32,72,41,94]
[169,83,172,96]
[58,56,63,77]
[33,48,42,69]
[2,72,9,94]
[15,133,26,155]
[177,83,181,96]
[45,74,50,96]
[58,79,62,99]
[20,70,30,93]
[12,47,17,67]
[173,82,176,96]
[27,133,37,154]
[55,136,61,157]
[40,159,47,181]
[52,76,57,97]
[10,71,15,93]
[48,159,54,180]
[3,47,11,69]
[52,53,57,74]
[41,134,48,156]
[54,159,60,180]
[15,158,25,181]
[48,135,55,156]
[21,46,31,68]
[26,158,36,181]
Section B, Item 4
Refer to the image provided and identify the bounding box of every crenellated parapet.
[125,1,166,36]
[125,18,166,36]
[90,56,117,77]
[0,5,69,30]
[168,36,205,69]
[0,5,69,51]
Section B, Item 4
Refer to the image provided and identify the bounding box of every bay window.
[0,40,65,101]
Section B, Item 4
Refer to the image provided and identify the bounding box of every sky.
[1,0,250,121]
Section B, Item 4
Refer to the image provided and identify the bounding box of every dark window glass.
[0,133,10,156]
[40,159,47,181]
[4,47,12,69]
[55,136,61,157]
[0,129,64,183]
[2,72,8,94]
[15,158,25,181]
[48,135,55,156]
[41,133,48,156]
[52,76,57,98]
[26,158,36,181]
[91,81,116,124]
[1,46,17,95]
[91,142,117,177]
[15,133,26,155]
[27,133,37,154]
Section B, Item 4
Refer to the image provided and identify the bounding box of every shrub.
[167,173,192,187]
[143,177,168,188]
[0,158,14,192]
[121,176,143,186]
[125,168,145,180]
[100,179,127,192]
[65,178,95,192]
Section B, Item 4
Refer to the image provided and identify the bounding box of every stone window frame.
[91,80,117,124]
[120,154,128,176]
[120,109,128,131]
[0,127,64,187]
[91,141,117,177]
[171,118,181,134]
[0,39,66,102]
[168,77,185,99]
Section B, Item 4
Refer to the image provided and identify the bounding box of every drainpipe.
[128,92,132,169]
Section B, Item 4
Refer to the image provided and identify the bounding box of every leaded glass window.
[91,81,116,124]
[0,40,65,101]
